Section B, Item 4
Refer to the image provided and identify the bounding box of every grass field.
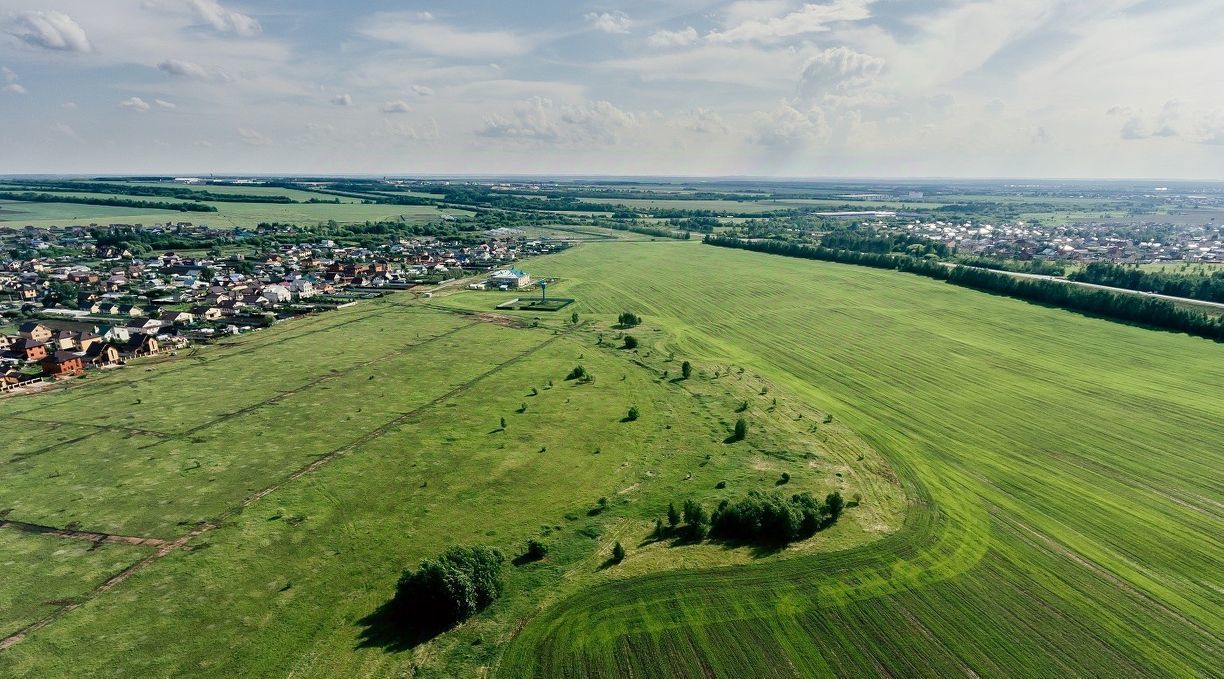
[489,241,1222,677]
[0,239,1219,677]
[0,282,899,676]
[0,196,465,228]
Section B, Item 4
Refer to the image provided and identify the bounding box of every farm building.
[488,268,531,289]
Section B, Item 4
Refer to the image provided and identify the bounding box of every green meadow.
[0,238,1219,677]
[0,278,898,676]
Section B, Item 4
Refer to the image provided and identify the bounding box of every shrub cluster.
[617,311,641,328]
[710,490,844,545]
[392,546,505,628]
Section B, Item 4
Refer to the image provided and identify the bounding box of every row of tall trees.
[0,191,217,212]
[1069,262,1224,303]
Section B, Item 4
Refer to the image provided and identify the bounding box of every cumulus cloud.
[357,12,532,59]
[120,96,152,112]
[2,83,27,95]
[157,59,230,82]
[675,108,729,135]
[708,0,873,43]
[1110,102,1224,145]
[237,127,271,145]
[330,93,354,106]
[586,11,632,34]
[188,0,262,37]
[382,100,413,113]
[479,97,638,145]
[6,10,92,52]
[753,102,830,146]
[648,27,698,48]
[799,46,886,97]
[155,98,177,109]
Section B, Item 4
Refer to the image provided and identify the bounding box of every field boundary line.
[0,323,572,653]
[0,518,168,548]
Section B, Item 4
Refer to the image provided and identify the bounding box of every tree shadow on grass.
[355,600,451,653]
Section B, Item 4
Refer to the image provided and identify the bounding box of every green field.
[0,282,899,676]
[0,196,464,228]
[483,242,1221,677]
[0,239,1220,677]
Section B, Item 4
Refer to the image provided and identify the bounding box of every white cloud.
[674,108,729,135]
[412,84,434,97]
[479,97,638,145]
[237,127,271,145]
[1109,101,1224,144]
[1,66,16,83]
[120,96,152,112]
[330,93,354,106]
[382,100,413,113]
[155,98,177,109]
[799,46,886,97]
[753,102,830,145]
[2,83,28,95]
[51,122,80,140]
[6,10,92,53]
[157,59,230,82]
[61,101,77,110]
[187,0,262,37]
[708,0,874,43]
[585,11,632,34]
[357,12,532,59]
[648,27,697,48]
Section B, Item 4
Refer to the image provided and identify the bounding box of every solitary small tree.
[571,312,579,324]
[667,502,680,527]
[732,417,748,442]
[499,416,506,429]
[611,541,626,563]
[653,517,664,538]
[825,491,845,524]
[681,361,692,379]
[622,335,638,350]
[626,405,640,421]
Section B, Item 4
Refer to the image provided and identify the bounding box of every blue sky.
[1,0,1222,177]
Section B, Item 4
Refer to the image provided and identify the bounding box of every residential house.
[159,311,195,326]
[41,351,85,377]
[85,341,122,367]
[8,338,48,361]
[17,321,52,342]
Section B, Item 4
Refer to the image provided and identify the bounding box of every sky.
[0,0,1222,178]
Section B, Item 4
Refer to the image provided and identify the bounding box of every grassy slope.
[0,289,898,676]
[497,240,1223,677]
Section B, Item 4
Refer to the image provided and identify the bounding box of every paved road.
[949,264,1224,312]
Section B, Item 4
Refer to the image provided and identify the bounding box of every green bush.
[392,546,505,628]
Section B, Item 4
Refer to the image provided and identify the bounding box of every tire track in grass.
[0,325,572,652]
[0,518,168,548]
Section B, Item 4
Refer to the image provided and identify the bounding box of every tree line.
[0,191,217,212]
[659,490,845,546]
[1068,261,1224,304]
[704,234,1224,341]
[2,180,297,203]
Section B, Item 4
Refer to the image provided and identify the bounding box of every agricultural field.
[572,197,930,214]
[0,238,1220,677]
[0,282,900,676]
[476,241,1220,677]
[0,195,466,229]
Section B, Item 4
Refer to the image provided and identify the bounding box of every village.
[885,216,1223,263]
[0,222,567,393]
